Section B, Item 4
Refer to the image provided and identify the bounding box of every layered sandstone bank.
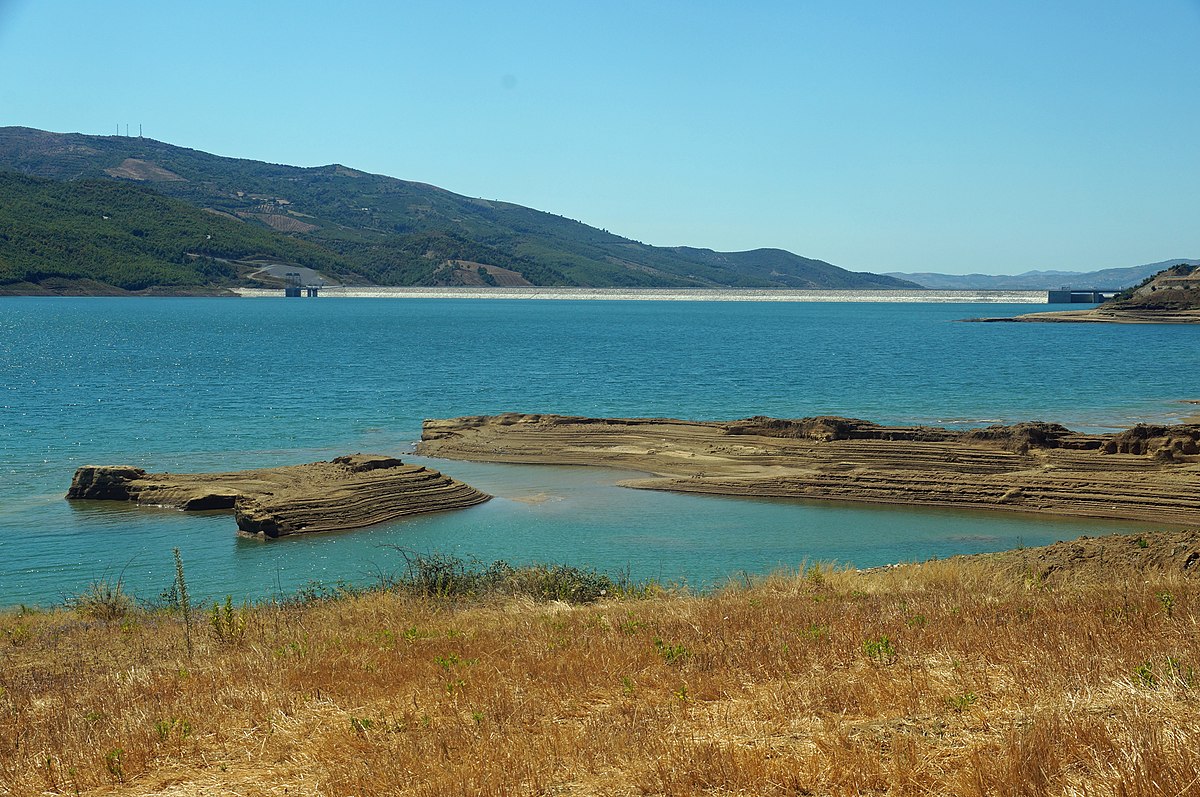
[419,415,1200,524]
[67,454,490,537]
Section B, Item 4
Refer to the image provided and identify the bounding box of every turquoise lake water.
[2,297,1198,607]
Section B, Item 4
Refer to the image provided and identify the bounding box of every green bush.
[391,550,621,604]
[68,579,134,621]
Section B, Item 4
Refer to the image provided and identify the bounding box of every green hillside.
[0,171,354,294]
[0,127,919,291]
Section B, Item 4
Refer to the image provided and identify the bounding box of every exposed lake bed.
[418,413,1200,525]
[3,296,1198,606]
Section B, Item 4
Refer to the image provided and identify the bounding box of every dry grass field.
[1,533,1198,796]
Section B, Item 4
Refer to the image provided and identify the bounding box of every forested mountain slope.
[0,127,916,291]
[0,171,347,294]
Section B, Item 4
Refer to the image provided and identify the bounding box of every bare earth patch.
[237,211,318,233]
[103,158,185,181]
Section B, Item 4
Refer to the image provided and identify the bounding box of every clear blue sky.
[1,0,1196,274]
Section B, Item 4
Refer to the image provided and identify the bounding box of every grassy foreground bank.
[2,535,1199,796]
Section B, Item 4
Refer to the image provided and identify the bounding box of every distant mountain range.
[0,126,916,293]
[887,260,1200,291]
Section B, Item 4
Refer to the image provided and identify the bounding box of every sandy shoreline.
[969,307,1200,323]
[418,414,1200,525]
[233,286,1050,303]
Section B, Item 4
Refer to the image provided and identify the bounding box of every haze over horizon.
[0,0,1195,276]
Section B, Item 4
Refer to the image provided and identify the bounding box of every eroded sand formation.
[67,454,490,537]
[418,414,1200,524]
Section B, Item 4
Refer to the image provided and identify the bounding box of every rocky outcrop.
[67,454,490,538]
[66,465,148,501]
[418,414,1200,525]
[1104,424,1200,459]
[726,416,958,442]
[724,416,1098,452]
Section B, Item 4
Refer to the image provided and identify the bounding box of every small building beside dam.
[1047,289,1119,303]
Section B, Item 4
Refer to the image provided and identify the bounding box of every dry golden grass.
[2,546,1199,796]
